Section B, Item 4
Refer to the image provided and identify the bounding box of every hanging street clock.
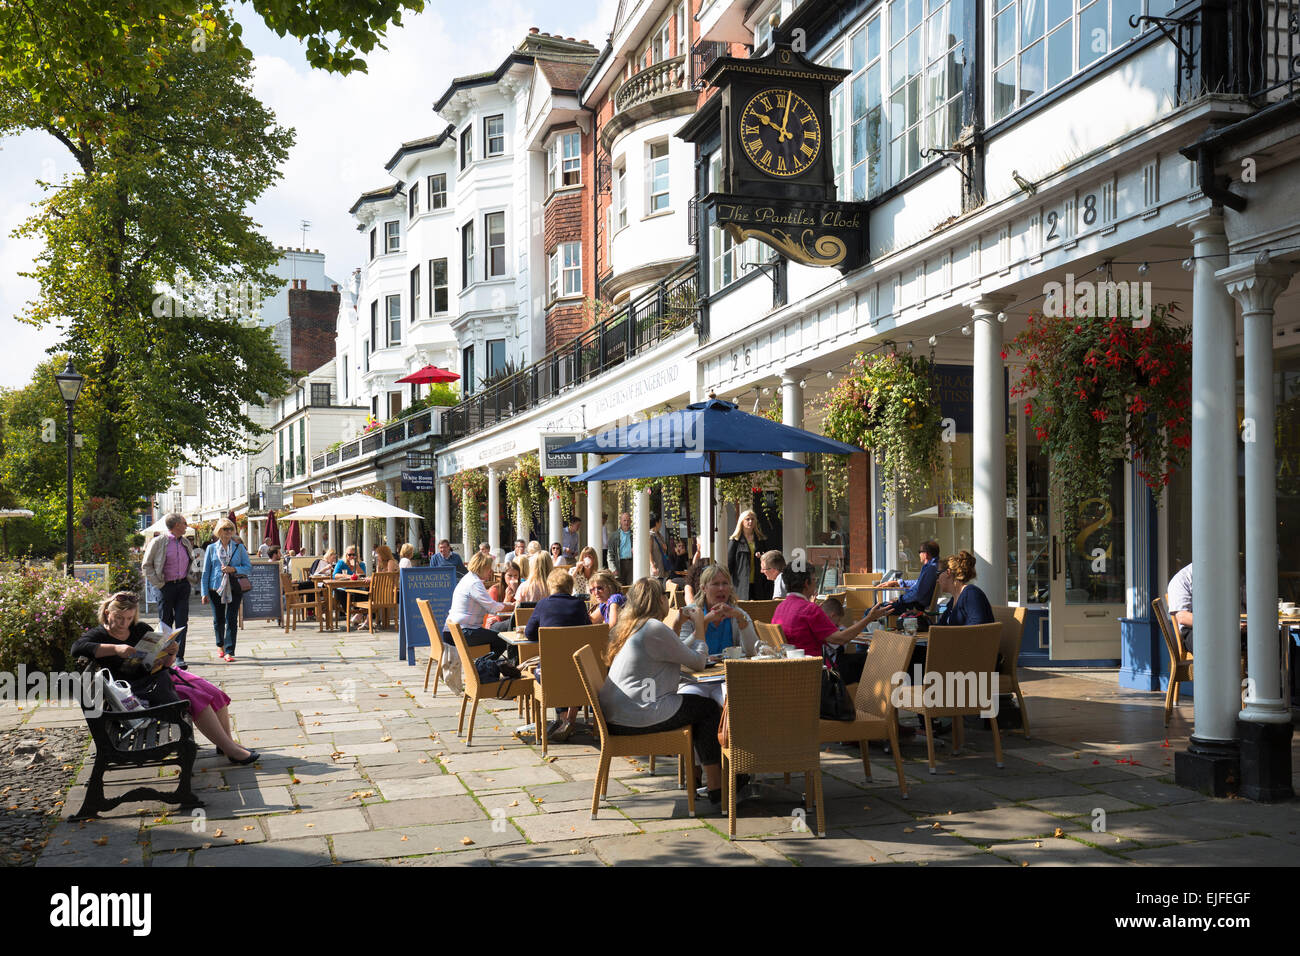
[680,39,867,273]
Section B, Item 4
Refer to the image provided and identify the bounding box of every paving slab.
[147,819,267,851]
[841,822,991,863]
[264,807,369,841]
[514,807,640,842]
[192,836,333,867]
[1121,834,1299,865]
[1090,778,1212,808]
[1084,808,1239,846]
[931,806,1082,843]
[591,827,760,866]
[371,775,468,801]
[365,794,486,828]
[460,765,568,790]
[986,836,1122,866]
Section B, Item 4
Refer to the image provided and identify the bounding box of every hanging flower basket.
[1007,301,1190,525]
[505,453,541,536]
[448,469,488,548]
[820,351,943,506]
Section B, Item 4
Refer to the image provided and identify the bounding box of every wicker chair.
[753,620,786,654]
[721,657,824,839]
[530,624,609,756]
[844,572,882,586]
[572,644,695,821]
[893,623,1004,774]
[736,599,782,624]
[448,621,533,745]
[1152,595,1193,726]
[990,605,1031,737]
[280,572,321,633]
[818,631,915,796]
[416,598,447,694]
[514,606,534,631]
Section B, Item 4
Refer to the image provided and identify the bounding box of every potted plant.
[820,351,943,507]
[1006,302,1190,528]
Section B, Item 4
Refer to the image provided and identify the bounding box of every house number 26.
[732,348,751,372]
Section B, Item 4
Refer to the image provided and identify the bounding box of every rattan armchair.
[818,631,915,796]
[721,657,825,839]
[893,623,1004,774]
[448,621,533,745]
[1152,595,1193,726]
[530,624,609,756]
[844,572,883,586]
[737,599,782,624]
[753,620,786,654]
[990,605,1031,737]
[280,572,321,633]
[572,644,695,821]
[354,570,398,633]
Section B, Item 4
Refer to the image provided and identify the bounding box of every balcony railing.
[443,262,698,439]
[310,407,438,474]
[692,40,749,89]
[615,54,688,113]
[1244,0,1300,101]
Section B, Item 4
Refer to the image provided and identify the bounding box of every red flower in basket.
[750,486,761,494]
[804,481,816,493]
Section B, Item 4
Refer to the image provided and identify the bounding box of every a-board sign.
[71,564,111,591]
[242,561,282,620]
[398,565,457,666]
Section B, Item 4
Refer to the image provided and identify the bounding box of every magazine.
[133,622,182,672]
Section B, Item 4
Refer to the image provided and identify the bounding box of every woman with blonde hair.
[679,563,758,657]
[515,551,553,604]
[587,570,624,628]
[598,578,725,804]
[398,543,416,569]
[445,550,516,656]
[199,517,252,662]
[571,546,599,596]
[375,544,399,573]
[726,508,766,600]
[72,592,259,764]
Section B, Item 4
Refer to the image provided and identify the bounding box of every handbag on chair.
[819,652,855,721]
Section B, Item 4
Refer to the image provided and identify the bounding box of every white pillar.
[633,487,651,582]
[436,478,450,547]
[586,475,603,567]
[327,519,335,553]
[407,514,419,551]
[342,520,352,553]
[548,489,562,552]
[313,523,322,555]
[515,498,528,546]
[487,465,501,558]
[362,519,374,573]
[1219,259,1295,723]
[385,479,399,551]
[970,294,1015,604]
[461,495,472,558]
[781,374,807,559]
[1184,211,1240,748]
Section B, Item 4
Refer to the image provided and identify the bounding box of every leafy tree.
[7,30,294,500]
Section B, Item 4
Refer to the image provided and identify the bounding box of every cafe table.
[311,574,370,630]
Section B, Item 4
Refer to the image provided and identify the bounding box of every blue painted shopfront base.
[1119,616,1190,696]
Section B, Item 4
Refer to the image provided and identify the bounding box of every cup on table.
[784,647,806,658]
[902,617,918,636]
[723,645,744,660]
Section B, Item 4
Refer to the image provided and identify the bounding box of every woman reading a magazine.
[72,592,260,765]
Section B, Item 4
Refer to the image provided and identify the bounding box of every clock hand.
[778,89,794,142]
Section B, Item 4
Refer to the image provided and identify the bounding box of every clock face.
[739,88,822,178]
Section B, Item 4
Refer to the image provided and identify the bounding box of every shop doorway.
[1048,463,1126,661]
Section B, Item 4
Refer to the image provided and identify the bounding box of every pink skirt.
[169,668,232,717]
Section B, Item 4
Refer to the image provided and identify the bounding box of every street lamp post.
[54,359,84,577]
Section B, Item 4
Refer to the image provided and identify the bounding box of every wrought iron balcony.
[443,262,699,439]
[310,406,439,475]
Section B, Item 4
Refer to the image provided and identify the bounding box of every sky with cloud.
[0,0,617,389]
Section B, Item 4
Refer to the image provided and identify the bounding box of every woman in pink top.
[771,567,871,684]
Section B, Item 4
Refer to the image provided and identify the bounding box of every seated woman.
[72,591,259,764]
[571,547,599,597]
[771,567,872,684]
[374,544,400,574]
[598,578,726,806]
[549,541,572,568]
[936,550,995,627]
[443,550,515,657]
[398,543,417,569]
[588,572,625,628]
[666,538,693,587]
[677,564,759,658]
[524,568,597,741]
[516,552,553,605]
[310,549,337,578]
[485,563,521,629]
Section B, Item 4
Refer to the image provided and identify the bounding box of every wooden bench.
[72,661,202,820]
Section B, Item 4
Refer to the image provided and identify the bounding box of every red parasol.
[283,520,301,554]
[396,365,460,384]
[263,509,280,547]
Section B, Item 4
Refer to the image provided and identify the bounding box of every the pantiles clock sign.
[681,40,867,273]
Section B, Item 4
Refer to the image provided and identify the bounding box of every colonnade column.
[407,514,419,552]
[1175,211,1241,796]
[486,465,501,558]
[435,478,450,549]
[385,479,399,550]
[1219,256,1296,801]
[585,475,603,567]
[362,518,374,572]
[969,293,1015,603]
[633,486,651,582]
[781,374,807,560]
[313,523,322,555]
[547,488,562,552]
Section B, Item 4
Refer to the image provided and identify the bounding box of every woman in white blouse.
[445,551,515,656]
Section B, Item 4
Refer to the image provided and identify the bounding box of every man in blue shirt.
[616,511,633,586]
[429,538,468,578]
[865,539,941,624]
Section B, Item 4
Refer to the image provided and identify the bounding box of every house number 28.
[1045,193,1098,243]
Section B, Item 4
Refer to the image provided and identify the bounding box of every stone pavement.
[5,613,1299,867]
